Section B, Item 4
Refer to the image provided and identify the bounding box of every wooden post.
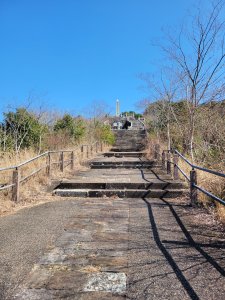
[167,151,171,174]
[173,154,179,180]
[12,168,20,202]
[60,152,64,172]
[162,151,166,170]
[101,142,103,152]
[96,142,98,153]
[81,145,84,159]
[154,144,160,161]
[46,152,51,177]
[71,151,74,170]
[190,169,198,206]
[87,145,89,158]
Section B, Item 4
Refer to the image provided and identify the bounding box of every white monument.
[116,99,120,117]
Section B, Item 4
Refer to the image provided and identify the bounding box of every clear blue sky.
[0,0,198,117]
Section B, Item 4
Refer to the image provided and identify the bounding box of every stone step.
[54,188,187,198]
[55,181,187,190]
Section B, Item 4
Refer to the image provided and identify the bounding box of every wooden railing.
[0,141,105,202]
[153,144,225,207]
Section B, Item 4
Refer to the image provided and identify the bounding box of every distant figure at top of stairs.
[112,119,147,152]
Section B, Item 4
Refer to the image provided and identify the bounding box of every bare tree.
[86,100,112,122]
[161,0,225,159]
[139,69,181,150]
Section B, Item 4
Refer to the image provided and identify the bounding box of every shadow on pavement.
[141,197,225,300]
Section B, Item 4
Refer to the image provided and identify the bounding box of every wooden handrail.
[0,141,106,202]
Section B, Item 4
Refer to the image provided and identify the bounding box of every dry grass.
[0,143,110,216]
[179,159,225,222]
[146,139,225,222]
[145,136,166,160]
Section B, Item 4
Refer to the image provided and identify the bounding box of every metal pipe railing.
[175,150,225,178]
[154,144,225,207]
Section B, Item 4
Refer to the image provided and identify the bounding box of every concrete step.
[91,160,153,165]
[110,147,145,152]
[114,129,146,134]
[55,181,187,190]
[113,129,147,152]
[114,137,146,140]
[90,165,161,169]
[114,143,145,147]
[54,188,187,198]
[103,152,145,157]
[90,162,160,169]
[114,141,146,145]
[114,139,146,142]
[113,137,146,140]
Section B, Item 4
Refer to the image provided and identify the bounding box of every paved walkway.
[1,153,225,299]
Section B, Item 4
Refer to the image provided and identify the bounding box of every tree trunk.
[167,101,171,151]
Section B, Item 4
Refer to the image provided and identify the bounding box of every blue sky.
[0,0,198,117]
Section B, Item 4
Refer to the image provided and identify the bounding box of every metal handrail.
[176,164,190,182]
[175,150,225,178]
[194,184,225,206]
[174,150,193,167]
[159,145,225,206]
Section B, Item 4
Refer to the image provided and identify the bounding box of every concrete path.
[1,152,225,299]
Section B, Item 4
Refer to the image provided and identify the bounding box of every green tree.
[54,114,86,141]
[3,108,44,153]
[97,124,115,145]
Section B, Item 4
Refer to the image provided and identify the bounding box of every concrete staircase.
[54,179,187,198]
[111,129,147,152]
[54,123,187,199]
[111,119,147,152]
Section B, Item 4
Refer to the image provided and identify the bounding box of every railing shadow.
[140,168,168,183]
[142,198,200,300]
[160,198,225,276]
[141,197,225,299]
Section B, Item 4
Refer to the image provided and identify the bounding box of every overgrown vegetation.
[0,107,114,155]
[0,106,113,214]
[144,100,225,168]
